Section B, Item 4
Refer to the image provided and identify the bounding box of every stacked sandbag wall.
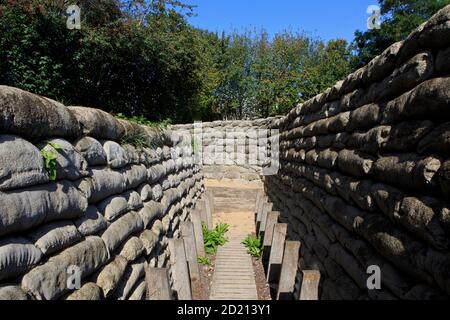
[172,118,280,181]
[0,87,204,300]
[265,5,450,300]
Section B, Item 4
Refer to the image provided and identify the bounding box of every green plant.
[40,142,61,181]
[242,235,263,258]
[116,113,172,129]
[197,256,211,266]
[202,223,229,255]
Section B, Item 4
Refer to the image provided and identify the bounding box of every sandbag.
[139,230,158,255]
[95,255,128,298]
[418,122,450,155]
[128,280,146,300]
[21,236,108,300]
[102,141,129,169]
[77,168,126,204]
[98,194,129,222]
[0,86,81,139]
[337,149,374,178]
[119,237,144,262]
[122,164,148,189]
[68,106,124,141]
[0,181,88,237]
[347,103,382,132]
[382,77,450,124]
[101,211,144,253]
[29,221,82,256]
[0,135,48,191]
[73,137,107,166]
[65,282,102,300]
[137,183,152,201]
[372,154,441,191]
[74,205,107,236]
[39,138,88,181]
[439,160,450,198]
[138,201,164,228]
[0,237,43,281]
[383,121,432,153]
[0,285,29,300]
[115,258,146,300]
[124,190,143,210]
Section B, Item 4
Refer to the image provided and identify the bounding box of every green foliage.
[202,223,229,255]
[40,142,61,181]
[242,235,263,258]
[351,0,450,68]
[115,113,172,129]
[197,256,211,266]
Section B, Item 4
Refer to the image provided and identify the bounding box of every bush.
[242,235,263,258]
[202,223,229,255]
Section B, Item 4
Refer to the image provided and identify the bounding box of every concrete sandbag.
[21,236,108,300]
[95,255,128,298]
[65,283,102,300]
[0,285,29,300]
[0,237,43,282]
[122,164,148,189]
[73,137,107,166]
[317,149,339,169]
[97,194,129,222]
[337,149,374,178]
[128,280,146,300]
[0,181,88,237]
[124,190,143,211]
[122,145,140,165]
[29,221,82,256]
[398,196,450,250]
[439,160,450,198]
[138,202,164,228]
[151,184,163,201]
[77,168,126,204]
[73,205,107,236]
[371,183,404,218]
[436,47,450,75]
[139,230,157,255]
[382,77,450,124]
[119,237,144,262]
[347,126,391,155]
[383,120,432,153]
[137,183,152,201]
[101,211,144,253]
[115,258,146,300]
[0,86,81,139]
[418,122,450,155]
[102,141,129,169]
[148,164,166,183]
[373,154,441,191]
[327,112,350,133]
[0,135,48,191]
[347,103,382,132]
[39,138,88,181]
[68,106,124,141]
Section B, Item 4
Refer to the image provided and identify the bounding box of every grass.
[197,256,211,266]
[242,235,263,258]
[115,113,172,129]
[202,223,229,255]
[40,141,61,181]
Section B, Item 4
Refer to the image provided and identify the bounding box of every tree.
[351,0,450,68]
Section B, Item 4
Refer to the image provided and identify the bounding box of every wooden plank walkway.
[209,233,258,300]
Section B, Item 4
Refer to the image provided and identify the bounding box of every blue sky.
[186,0,378,43]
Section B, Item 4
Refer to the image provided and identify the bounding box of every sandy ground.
[213,211,256,235]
